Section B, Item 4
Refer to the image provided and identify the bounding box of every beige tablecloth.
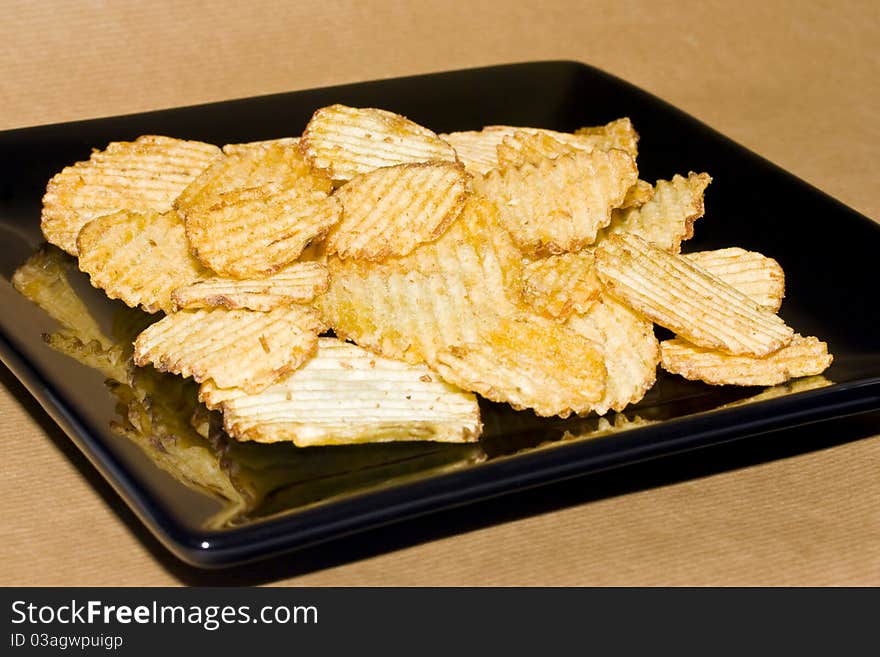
[1,0,878,585]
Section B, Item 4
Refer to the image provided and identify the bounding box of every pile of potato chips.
[38,105,833,447]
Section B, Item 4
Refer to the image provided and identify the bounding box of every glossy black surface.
[1,61,879,567]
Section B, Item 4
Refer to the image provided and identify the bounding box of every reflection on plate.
[11,244,832,528]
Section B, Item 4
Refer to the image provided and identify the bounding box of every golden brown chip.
[175,141,331,214]
[595,233,794,356]
[619,179,654,209]
[431,318,606,417]
[133,305,321,393]
[566,295,660,415]
[319,196,522,365]
[660,335,833,386]
[328,162,468,260]
[41,135,221,255]
[199,337,481,446]
[475,149,637,254]
[185,184,341,278]
[683,247,785,311]
[76,209,207,314]
[495,130,592,168]
[319,196,607,416]
[221,137,300,155]
[439,129,511,175]
[574,117,640,157]
[601,172,711,252]
[171,261,329,311]
[520,251,602,320]
[300,104,457,182]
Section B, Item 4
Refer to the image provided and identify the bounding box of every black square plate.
[2,61,879,568]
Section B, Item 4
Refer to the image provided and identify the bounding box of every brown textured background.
[1,0,878,585]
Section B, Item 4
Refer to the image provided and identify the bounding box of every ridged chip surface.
[475,149,637,254]
[171,261,329,311]
[439,129,510,175]
[175,141,331,214]
[602,172,711,252]
[574,118,640,157]
[184,184,341,278]
[566,295,660,415]
[521,251,602,320]
[595,233,794,356]
[319,196,607,416]
[41,135,221,255]
[76,210,207,314]
[328,162,468,260]
[133,305,322,392]
[221,137,300,155]
[683,247,785,311]
[300,104,457,182]
[198,338,482,446]
[660,335,833,386]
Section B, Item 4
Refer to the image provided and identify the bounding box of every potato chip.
[198,337,481,446]
[41,135,221,255]
[328,162,468,260]
[520,251,602,320]
[683,247,785,311]
[300,104,457,182]
[566,294,660,415]
[619,179,654,209]
[319,196,522,364]
[660,335,832,386]
[175,141,331,214]
[602,172,711,252]
[133,305,321,393]
[171,261,329,311]
[185,184,341,278]
[574,117,640,157]
[495,130,591,168]
[595,233,794,356]
[431,318,607,417]
[475,149,637,254]
[439,129,510,175]
[221,137,299,155]
[320,196,607,416]
[76,209,207,314]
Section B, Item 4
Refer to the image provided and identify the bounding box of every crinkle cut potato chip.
[76,209,207,314]
[595,233,794,356]
[175,141,331,214]
[476,149,637,254]
[660,335,832,386]
[439,129,510,176]
[521,251,602,320]
[683,247,785,311]
[133,305,322,393]
[172,261,329,311]
[185,184,341,278]
[328,162,468,260]
[431,317,606,417]
[300,104,457,182]
[198,338,482,446]
[566,294,660,415]
[41,135,221,255]
[619,180,654,209]
[320,196,607,416]
[573,117,639,157]
[319,196,523,366]
[221,137,300,155]
[602,172,711,252]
